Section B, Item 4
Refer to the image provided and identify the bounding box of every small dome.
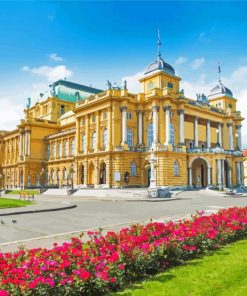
[208,81,233,98]
[145,57,175,76]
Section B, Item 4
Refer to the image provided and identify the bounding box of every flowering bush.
[1,207,247,295]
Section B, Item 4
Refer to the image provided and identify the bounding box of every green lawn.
[115,239,247,296]
[0,198,33,209]
[6,189,39,195]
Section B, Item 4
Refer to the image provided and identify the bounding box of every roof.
[144,56,175,76]
[52,80,103,103]
[208,81,233,99]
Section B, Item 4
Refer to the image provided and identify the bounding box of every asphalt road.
[1,189,247,252]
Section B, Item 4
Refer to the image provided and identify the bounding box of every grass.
[6,189,39,195]
[115,239,247,296]
[0,198,33,209]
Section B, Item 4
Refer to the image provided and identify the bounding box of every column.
[153,106,159,144]
[222,159,225,187]
[121,107,127,145]
[241,162,244,185]
[227,123,233,150]
[164,106,170,145]
[137,111,143,145]
[19,133,22,157]
[108,106,113,151]
[194,117,198,147]
[237,162,241,186]
[96,111,100,151]
[206,120,211,148]
[75,119,80,155]
[217,159,222,188]
[189,167,193,187]
[217,123,222,147]
[228,167,232,187]
[178,110,184,145]
[236,125,242,150]
[207,167,211,186]
[86,115,90,152]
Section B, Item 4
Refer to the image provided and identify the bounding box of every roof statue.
[26,97,31,110]
[106,80,112,89]
[196,93,209,105]
[75,91,80,102]
[113,82,121,90]
[122,80,127,90]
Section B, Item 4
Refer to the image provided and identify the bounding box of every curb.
[0,204,77,217]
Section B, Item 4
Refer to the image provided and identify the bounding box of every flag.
[158,28,161,46]
[217,62,221,74]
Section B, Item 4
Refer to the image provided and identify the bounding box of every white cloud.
[0,98,23,131]
[191,58,205,70]
[21,65,73,82]
[122,71,143,93]
[49,53,64,62]
[175,56,187,65]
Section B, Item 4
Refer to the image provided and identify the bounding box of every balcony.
[187,147,243,156]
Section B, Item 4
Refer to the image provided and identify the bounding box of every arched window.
[64,140,69,156]
[103,129,108,149]
[127,128,133,147]
[71,138,75,155]
[174,160,179,176]
[52,144,56,157]
[147,123,153,147]
[92,131,97,149]
[170,123,175,146]
[63,168,67,180]
[82,134,86,152]
[130,161,137,177]
[58,143,62,157]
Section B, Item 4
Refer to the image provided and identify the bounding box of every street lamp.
[69,163,75,190]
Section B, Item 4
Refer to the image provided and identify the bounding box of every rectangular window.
[127,112,132,120]
[92,115,96,123]
[60,105,65,115]
[81,117,85,125]
[103,112,107,120]
[168,82,173,89]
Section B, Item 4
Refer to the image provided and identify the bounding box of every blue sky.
[0,1,247,145]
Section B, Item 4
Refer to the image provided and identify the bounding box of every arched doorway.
[144,162,151,187]
[88,162,95,185]
[224,160,231,188]
[99,162,106,184]
[80,165,84,184]
[191,158,209,188]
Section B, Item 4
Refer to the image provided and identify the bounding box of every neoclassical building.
[0,43,245,190]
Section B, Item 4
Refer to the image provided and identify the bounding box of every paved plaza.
[0,189,247,252]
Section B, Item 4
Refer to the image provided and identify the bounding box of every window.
[103,129,108,149]
[71,139,75,155]
[92,114,96,123]
[174,160,179,176]
[127,128,133,147]
[92,131,96,149]
[81,117,85,125]
[103,112,107,120]
[47,144,50,158]
[58,143,62,157]
[82,134,86,151]
[170,123,175,146]
[228,103,233,109]
[168,82,173,89]
[60,105,65,115]
[64,140,69,156]
[147,81,155,90]
[130,161,137,177]
[52,144,56,157]
[127,112,132,120]
[147,123,153,147]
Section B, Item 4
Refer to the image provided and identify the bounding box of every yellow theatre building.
[0,43,245,190]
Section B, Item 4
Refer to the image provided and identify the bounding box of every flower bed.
[1,207,247,295]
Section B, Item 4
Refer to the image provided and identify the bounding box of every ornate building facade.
[244,149,247,186]
[0,44,245,190]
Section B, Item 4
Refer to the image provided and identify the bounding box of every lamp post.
[69,163,75,190]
